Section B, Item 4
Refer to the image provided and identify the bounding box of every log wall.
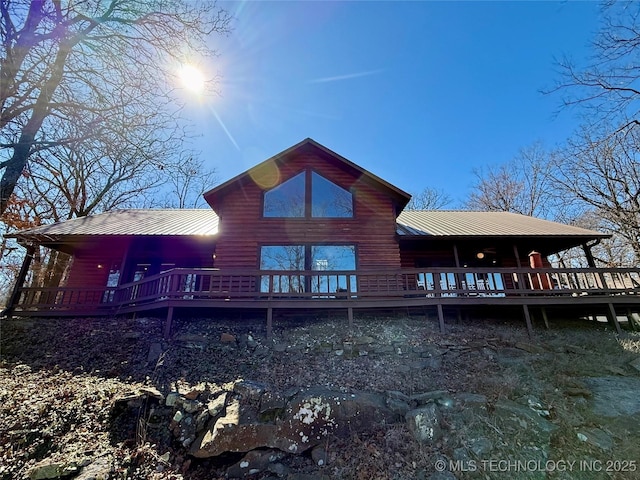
[214,153,402,270]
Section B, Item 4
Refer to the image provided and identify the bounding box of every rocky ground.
[1,310,640,480]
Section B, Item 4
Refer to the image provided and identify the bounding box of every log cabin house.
[4,138,640,337]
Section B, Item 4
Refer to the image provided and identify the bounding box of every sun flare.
[178,64,206,93]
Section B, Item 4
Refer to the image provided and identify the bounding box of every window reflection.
[263,172,305,217]
[259,245,356,294]
[262,170,353,218]
[311,172,353,217]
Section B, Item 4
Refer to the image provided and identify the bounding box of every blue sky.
[183,1,601,206]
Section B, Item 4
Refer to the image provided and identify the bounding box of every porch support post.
[437,303,445,334]
[453,244,460,267]
[3,244,36,316]
[163,306,174,339]
[348,307,353,330]
[606,303,623,335]
[522,304,534,339]
[513,244,522,268]
[266,307,273,341]
[582,243,597,268]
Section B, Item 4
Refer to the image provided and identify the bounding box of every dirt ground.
[1,311,639,479]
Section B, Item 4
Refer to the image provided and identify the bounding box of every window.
[260,244,356,294]
[311,172,353,217]
[263,170,353,218]
[263,172,305,217]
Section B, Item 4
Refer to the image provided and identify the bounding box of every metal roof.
[397,211,610,238]
[12,209,219,239]
[11,209,607,243]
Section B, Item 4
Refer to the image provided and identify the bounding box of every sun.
[178,64,206,93]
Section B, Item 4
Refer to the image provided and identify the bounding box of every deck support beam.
[522,304,534,339]
[163,307,174,339]
[266,307,273,341]
[606,303,623,335]
[437,304,445,334]
[627,309,639,331]
[541,307,550,329]
[347,307,353,330]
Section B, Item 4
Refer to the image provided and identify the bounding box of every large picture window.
[260,244,356,294]
[263,170,353,218]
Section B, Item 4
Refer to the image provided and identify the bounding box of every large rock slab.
[583,376,640,417]
[189,387,398,458]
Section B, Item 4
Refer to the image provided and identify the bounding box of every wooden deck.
[6,267,640,338]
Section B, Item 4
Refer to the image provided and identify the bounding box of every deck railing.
[9,266,640,314]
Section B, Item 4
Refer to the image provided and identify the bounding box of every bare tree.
[163,154,218,209]
[405,187,452,211]
[0,0,230,213]
[551,1,640,136]
[465,142,558,218]
[553,126,640,265]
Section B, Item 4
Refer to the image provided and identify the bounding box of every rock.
[226,449,285,478]
[410,390,450,406]
[147,342,163,364]
[577,427,614,450]
[268,462,289,477]
[220,332,236,343]
[182,399,202,414]
[184,383,206,400]
[165,392,180,407]
[75,456,112,480]
[140,386,164,401]
[247,334,258,348]
[629,357,640,373]
[29,462,65,480]
[234,380,267,402]
[190,387,397,458]
[583,376,640,417]
[195,409,210,433]
[208,391,228,417]
[260,391,286,418]
[493,399,558,444]
[28,460,81,480]
[311,444,328,466]
[468,437,493,456]
[386,391,412,416]
[406,404,442,443]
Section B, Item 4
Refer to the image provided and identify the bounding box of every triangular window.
[263,172,305,217]
[311,172,353,217]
